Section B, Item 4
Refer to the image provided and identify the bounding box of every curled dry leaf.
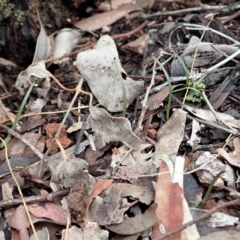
[15,61,51,98]
[77,35,144,112]
[32,18,51,63]
[87,106,143,150]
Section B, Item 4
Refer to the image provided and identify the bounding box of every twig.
[112,21,148,39]
[186,112,238,135]
[158,198,240,240]
[0,188,70,209]
[0,124,44,159]
[143,3,240,18]
[134,58,157,134]
[221,10,240,25]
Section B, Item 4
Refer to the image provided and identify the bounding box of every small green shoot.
[0,82,36,148]
[198,171,224,209]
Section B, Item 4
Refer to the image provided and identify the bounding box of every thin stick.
[134,58,157,134]
[0,188,70,209]
[0,124,44,159]
[143,3,240,18]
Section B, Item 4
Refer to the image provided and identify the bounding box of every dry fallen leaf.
[27,203,67,225]
[50,158,95,194]
[85,179,113,221]
[7,205,30,240]
[88,183,154,227]
[74,8,135,31]
[106,203,157,235]
[32,17,51,63]
[45,123,72,155]
[87,106,143,150]
[77,35,144,112]
[121,33,149,54]
[153,109,186,167]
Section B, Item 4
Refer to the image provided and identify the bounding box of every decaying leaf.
[88,183,154,226]
[86,179,113,220]
[87,106,143,150]
[106,203,157,235]
[61,223,108,240]
[77,35,144,112]
[50,158,95,195]
[195,151,235,188]
[98,0,153,11]
[15,61,51,98]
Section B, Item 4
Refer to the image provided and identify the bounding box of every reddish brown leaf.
[27,202,67,224]
[7,205,30,240]
[152,160,183,240]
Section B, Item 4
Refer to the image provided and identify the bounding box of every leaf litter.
[2,1,240,240]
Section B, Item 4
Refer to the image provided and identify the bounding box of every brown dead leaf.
[152,161,183,240]
[121,33,149,54]
[146,85,178,110]
[45,123,72,155]
[27,202,67,225]
[74,8,135,31]
[66,183,87,224]
[7,205,30,240]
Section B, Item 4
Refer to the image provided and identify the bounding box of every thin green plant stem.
[161,65,172,120]
[0,83,35,148]
[172,87,201,94]
[198,171,224,209]
[111,148,132,178]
